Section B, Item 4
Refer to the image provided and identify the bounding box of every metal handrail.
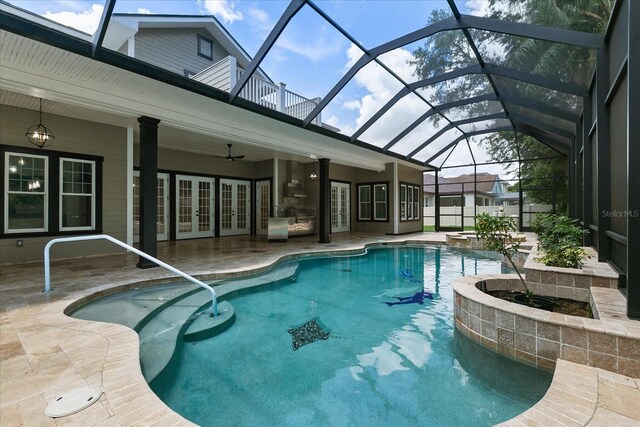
[44,234,219,316]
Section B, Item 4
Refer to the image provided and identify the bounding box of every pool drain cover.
[45,387,103,418]
[287,318,330,351]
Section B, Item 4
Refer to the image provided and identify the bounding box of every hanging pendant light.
[26,98,55,148]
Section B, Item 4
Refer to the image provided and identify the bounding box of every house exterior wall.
[0,105,127,263]
[134,28,230,76]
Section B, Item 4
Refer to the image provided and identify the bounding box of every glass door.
[256,180,270,235]
[219,178,251,236]
[176,175,214,239]
[331,182,350,233]
[133,171,169,242]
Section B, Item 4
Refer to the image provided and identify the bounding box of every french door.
[256,180,271,235]
[219,178,251,236]
[331,182,350,233]
[133,171,169,242]
[176,175,215,239]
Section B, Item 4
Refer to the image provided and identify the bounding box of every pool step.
[71,283,201,330]
[139,261,300,382]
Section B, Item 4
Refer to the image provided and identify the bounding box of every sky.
[6,0,519,178]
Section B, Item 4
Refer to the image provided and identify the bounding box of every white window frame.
[59,157,95,231]
[4,152,49,234]
[373,183,387,221]
[358,185,371,220]
[413,186,420,219]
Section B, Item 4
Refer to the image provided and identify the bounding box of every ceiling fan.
[213,143,245,161]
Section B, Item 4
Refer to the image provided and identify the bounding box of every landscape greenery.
[410,0,613,214]
[533,213,587,268]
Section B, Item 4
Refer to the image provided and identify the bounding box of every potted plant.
[475,213,553,310]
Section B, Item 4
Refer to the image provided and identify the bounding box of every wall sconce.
[310,171,317,181]
[26,98,55,148]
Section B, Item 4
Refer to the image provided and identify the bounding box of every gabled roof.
[105,13,271,81]
[423,172,500,195]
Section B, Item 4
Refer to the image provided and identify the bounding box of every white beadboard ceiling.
[0,30,422,171]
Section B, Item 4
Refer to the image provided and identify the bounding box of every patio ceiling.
[0,0,604,170]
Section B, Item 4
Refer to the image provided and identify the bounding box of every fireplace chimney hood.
[283,161,309,198]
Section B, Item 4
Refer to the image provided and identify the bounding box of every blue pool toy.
[399,269,414,278]
[384,291,433,306]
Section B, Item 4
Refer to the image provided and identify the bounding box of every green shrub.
[533,214,587,268]
[475,213,529,294]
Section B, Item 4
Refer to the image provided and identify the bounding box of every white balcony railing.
[192,56,321,125]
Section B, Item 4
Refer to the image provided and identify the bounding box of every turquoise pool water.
[151,246,552,426]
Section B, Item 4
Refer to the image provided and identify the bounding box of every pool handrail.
[43,234,219,316]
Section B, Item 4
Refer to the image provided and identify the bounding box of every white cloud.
[43,3,103,34]
[343,100,361,110]
[198,0,243,24]
[276,36,342,62]
[136,8,152,14]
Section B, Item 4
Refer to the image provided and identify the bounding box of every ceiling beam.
[92,0,116,58]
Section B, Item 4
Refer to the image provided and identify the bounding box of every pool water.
[151,246,552,426]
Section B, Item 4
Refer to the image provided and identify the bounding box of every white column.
[393,162,399,235]
[126,127,134,245]
[273,157,280,217]
[276,82,286,113]
[127,36,135,57]
[229,56,237,90]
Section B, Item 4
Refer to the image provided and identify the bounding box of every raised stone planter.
[453,274,640,377]
[524,247,619,303]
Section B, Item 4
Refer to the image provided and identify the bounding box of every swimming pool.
[141,245,551,426]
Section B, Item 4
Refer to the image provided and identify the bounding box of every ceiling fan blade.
[232,155,245,160]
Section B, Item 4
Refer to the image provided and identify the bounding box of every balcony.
[192,56,322,126]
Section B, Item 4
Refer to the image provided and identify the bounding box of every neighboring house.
[103,14,328,127]
[423,173,510,207]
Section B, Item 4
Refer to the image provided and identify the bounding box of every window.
[197,34,213,60]
[357,183,387,221]
[400,183,421,221]
[374,184,387,221]
[5,152,48,233]
[358,185,371,220]
[2,146,102,237]
[60,158,95,230]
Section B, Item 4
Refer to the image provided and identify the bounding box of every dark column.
[582,95,593,246]
[568,139,576,218]
[318,158,330,243]
[137,116,160,269]
[596,46,611,262]
[518,160,524,232]
[576,121,583,225]
[434,171,440,232]
[627,0,640,319]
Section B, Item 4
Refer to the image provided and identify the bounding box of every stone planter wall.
[523,247,619,303]
[453,275,640,377]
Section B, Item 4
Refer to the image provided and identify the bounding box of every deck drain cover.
[45,387,103,418]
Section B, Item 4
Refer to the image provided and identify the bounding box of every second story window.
[197,34,213,60]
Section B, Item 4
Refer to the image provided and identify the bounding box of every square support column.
[318,158,330,243]
[582,96,593,246]
[137,116,160,269]
[627,0,639,318]
[596,47,611,262]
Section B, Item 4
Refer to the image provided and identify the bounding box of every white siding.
[134,28,230,76]
[192,56,232,92]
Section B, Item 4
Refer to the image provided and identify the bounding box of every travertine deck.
[1,232,638,426]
